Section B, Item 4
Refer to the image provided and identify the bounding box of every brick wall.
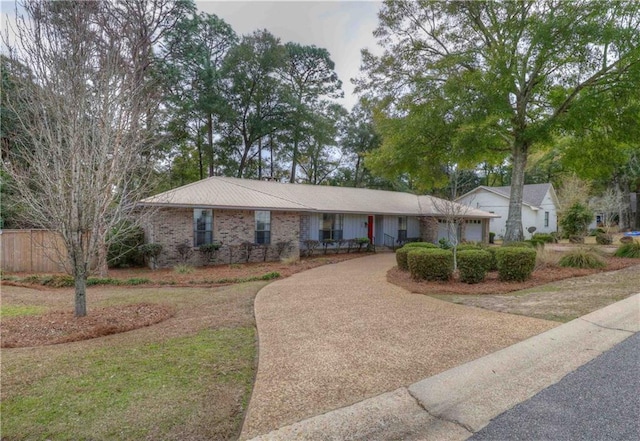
[144,208,300,268]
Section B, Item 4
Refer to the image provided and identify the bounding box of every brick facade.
[144,208,300,268]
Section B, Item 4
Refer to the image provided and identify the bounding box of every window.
[193,209,213,247]
[255,211,271,244]
[398,216,407,242]
[544,211,550,228]
[319,213,343,240]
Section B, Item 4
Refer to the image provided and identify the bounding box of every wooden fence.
[0,229,68,273]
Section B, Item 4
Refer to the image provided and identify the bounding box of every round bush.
[595,233,613,245]
[395,247,411,270]
[407,248,453,281]
[494,247,537,282]
[457,250,492,284]
[395,243,438,270]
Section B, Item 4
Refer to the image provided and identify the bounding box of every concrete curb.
[248,294,639,441]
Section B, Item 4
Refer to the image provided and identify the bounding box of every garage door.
[465,221,483,242]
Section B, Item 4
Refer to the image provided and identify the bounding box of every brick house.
[139,177,498,267]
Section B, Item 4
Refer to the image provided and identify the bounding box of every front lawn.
[1,282,265,441]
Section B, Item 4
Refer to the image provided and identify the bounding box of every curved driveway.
[241,253,557,439]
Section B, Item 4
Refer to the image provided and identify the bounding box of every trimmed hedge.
[502,241,534,248]
[395,242,438,270]
[407,248,453,281]
[457,250,492,284]
[532,233,555,243]
[595,233,613,245]
[495,247,537,281]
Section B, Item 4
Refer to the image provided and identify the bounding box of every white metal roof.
[140,176,499,218]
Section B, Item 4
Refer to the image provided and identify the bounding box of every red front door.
[367,215,374,243]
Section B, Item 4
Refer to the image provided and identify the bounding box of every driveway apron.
[240,253,557,439]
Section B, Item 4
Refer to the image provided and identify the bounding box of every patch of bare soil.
[388,257,639,295]
[1,303,175,348]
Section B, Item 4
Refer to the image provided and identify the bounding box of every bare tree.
[2,1,173,317]
[430,195,476,270]
[590,187,628,232]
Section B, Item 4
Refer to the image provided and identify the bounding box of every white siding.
[408,217,420,239]
[458,189,559,239]
[343,214,368,239]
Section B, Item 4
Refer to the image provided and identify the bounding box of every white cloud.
[196,1,382,110]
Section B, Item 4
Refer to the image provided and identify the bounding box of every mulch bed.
[1,303,175,348]
[388,257,640,295]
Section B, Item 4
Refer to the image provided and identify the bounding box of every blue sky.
[196,1,382,110]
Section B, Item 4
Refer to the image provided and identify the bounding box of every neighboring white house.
[456,183,560,239]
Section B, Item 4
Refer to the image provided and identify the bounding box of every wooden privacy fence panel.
[0,229,68,273]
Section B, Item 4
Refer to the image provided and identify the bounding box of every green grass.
[0,304,47,317]
[1,328,256,440]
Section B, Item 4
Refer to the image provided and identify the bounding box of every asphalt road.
[470,331,640,441]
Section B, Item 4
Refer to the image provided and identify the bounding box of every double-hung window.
[193,209,213,247]
[320,213,343,240]
[398,216,408,242]
[544,211,550,228]
[255,211,271,244]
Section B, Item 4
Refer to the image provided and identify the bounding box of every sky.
[195,1,382,110]
[0,1,382,110]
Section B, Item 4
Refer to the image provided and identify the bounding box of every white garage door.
[464,220,483,242]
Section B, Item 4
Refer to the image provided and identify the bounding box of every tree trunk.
[290,137,299,183]
[269,134,274,178]
[258,136,262,180]
[96,242,109,277]
[207,112,214,177]
[74,266,88,317]
[504,140,528,242]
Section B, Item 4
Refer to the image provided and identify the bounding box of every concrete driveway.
[240,253,557,439]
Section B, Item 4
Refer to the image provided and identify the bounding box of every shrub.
[527,238,546,248]
[174,264,195,274]
[395,247,411,271]
[558,249,606,269]
[595,233,613,245]
[619,236,633,244]
[41,274,75,287]
[139,243,163,270]
[495,247,536,282]
[438,237,452,249]
[569,235,585,244]
[614,240,640,258]
[403,242,438,249]
[485,246,498,271]
[559,202,593,239]
[176,242,194,263]
[199,242,222,263]
[260,271,281,280]
[502,241,534,248]
[395,243,438,271]
[532,233,555,243]
[107,222,145,268]
[489,232,496,244]
[457,243,484,251]
[589,228,606,236]
[457,250,492,284]
[407,248,454,281]
[535,246,560,270]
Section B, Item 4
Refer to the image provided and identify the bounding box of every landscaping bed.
[388,256,638,295]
